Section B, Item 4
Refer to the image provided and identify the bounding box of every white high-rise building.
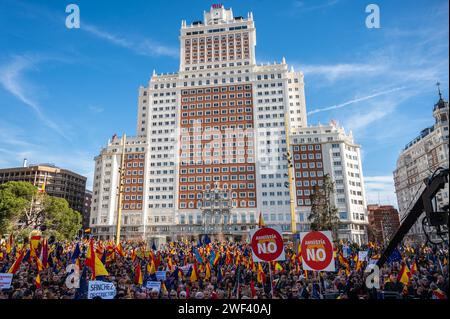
[290,123,368,244]
[394,90,449,241]
[90,5,367,244]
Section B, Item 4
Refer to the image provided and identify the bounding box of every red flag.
[250,280,256,297]
[7,249,25,274]
[41,239,49,268]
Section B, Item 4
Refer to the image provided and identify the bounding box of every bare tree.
[308,174,341,240]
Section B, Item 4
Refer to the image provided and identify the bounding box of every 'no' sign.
[250,226,285,262]
[300,231,335,272]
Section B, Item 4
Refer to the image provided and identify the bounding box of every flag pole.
[268,262,274,298]
[283,114,297,235]
[115,134,126,246]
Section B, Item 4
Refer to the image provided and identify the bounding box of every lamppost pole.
[115,134,126,246]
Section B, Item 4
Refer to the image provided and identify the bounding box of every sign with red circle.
[300,231,335,272]
[250,226,285,262]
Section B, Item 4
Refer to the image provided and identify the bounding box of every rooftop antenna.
[436,81,442,99]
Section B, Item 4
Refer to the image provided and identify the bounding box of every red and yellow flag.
[147,259,156,275]
[7,249,25,274]
[274,262,283,272]
[257,263,265,284]
[258,212,266,228]
[86,238,109,279]
[398,263,410,285]
[205,262,211,280]
[134,263,143,285]
[190,263,198,282]
[35,273,41,289]
[6,234,13,254]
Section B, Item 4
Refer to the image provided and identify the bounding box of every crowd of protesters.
[0,235,448,300]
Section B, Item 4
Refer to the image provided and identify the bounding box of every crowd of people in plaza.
[0,234,448,300]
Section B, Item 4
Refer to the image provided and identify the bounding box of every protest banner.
[146,281,161,293]
[300,231,335,272]
[87,280,116,299]
[0,273,13,290]
[358,251,369,261]
[156,271,166,281]
[250,226,285,262]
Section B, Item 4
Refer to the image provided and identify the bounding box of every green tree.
[0,181,37,234]
[41,196,82,240]
[0,181,82,240]
[308,174,341,240]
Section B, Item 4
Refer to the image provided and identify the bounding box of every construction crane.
[377,167,449,268]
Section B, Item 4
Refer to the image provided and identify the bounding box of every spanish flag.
[35,255,44,272]
[205,262,211,280]
[39,182,46,193]
[6,234,13,254]
[147,259,156,275]
[161,282,168,294]
[30,235,41,257]
[86,238,109,279]
[432,288,447,299]
[397,263,410,285]
[213,252,220,266]
[7,249,25,274]
[115,243,125,257]
[258,212,266,228]
[134,263,143,285]
[410,261,418,277]
[167,256,173,271]
[35,273,41,289]
[257,263,265,284]
[190,263,198,282]
[338,252,350,275]
[274,262,283,272]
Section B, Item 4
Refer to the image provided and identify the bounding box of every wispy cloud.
[0,55,68,139]
[88,105,104,114]
[342,89,417,134]
[300,63,386,82]
[308,86,405,115]
[82,23,178,58]
[293,0,340,12]
[0,122,95,188]
[364,175,397,207]
[7,0,178,59]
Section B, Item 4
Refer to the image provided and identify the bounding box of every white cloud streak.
[300,63,386,82]
[293,0,340,12]
[83,23,178,58]
[0,55,68,139]
[307,86,406,115]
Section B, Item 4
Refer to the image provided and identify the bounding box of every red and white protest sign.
[300,231,335,272]
[250,226,285,262]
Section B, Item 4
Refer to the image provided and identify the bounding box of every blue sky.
[0,0,448,207]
